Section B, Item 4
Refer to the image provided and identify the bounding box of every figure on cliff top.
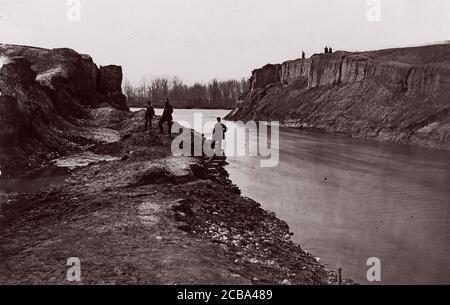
[329,46,333,53]
[324,46,329,54]
[302,51,305,59]
[158,97,173,136]
[144,100,155,132]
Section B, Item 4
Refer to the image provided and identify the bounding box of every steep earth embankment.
[0,44,128,175]
[226,44,450,150]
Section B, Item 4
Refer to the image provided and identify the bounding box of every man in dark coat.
[158,97,173,135]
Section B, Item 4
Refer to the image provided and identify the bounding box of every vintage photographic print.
[0,0,449,294]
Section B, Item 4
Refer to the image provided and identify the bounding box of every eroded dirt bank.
[0,108,339,284]
[226,44,450,150]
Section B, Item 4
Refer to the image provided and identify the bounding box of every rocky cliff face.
[0,44,128,174]
[0,44,127,110]
[228,44,450,150]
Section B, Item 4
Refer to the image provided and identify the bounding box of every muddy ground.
[0,108,337,284]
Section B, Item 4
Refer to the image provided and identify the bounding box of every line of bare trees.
[123,77,248,109]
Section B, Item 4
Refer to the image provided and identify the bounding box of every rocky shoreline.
[0,108,341,284]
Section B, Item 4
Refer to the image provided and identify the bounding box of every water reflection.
[226,127,450,284]
[0,166,71,194]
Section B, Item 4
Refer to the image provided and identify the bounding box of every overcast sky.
[1,0,449,84]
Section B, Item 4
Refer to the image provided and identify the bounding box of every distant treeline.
[123,77,248,109]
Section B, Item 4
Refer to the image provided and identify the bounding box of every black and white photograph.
[0,0,449,294]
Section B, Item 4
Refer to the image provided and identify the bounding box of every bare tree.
[125,76,245,109]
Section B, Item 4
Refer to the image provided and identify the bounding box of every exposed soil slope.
[0,44,128,176]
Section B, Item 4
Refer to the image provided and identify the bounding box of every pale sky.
[1,0,449,84]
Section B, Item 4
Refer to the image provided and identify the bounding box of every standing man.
[144,100,155,132]
[158,97,173,135]
[212,117,227,156]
